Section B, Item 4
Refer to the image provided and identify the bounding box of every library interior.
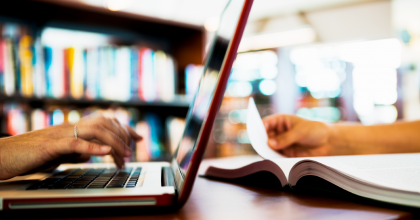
[1,0,420,218]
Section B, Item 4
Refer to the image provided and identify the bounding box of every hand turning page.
[246,98,283,160]
[204,97,420,208]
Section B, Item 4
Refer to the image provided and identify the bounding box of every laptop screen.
[173,0,246,177]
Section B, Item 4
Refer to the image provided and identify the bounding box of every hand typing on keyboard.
[0,113,143,180]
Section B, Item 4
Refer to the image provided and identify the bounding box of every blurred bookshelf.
[0,0,205,162]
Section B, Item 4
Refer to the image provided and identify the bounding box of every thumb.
[267,130,298,150]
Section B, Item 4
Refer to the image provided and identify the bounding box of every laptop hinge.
[162,167,177,189]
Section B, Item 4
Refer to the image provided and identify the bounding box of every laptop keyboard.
[26,167,142,190]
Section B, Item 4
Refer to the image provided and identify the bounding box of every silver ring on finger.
[74,125,78,139]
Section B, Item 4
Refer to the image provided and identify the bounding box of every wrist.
[327,124,352,156]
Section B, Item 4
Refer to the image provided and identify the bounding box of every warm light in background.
[227,50,279,97]
[290,38,402,124]
[68,110,81,124]
[339,38,401,125]
[296,107,341,123]
[226,81,253,97]
[259,80,276,96]
[41,28,109,47]
[52,109,64,125]
[204,16,220,32]
[106,0,133,11]
[291,45,347,100]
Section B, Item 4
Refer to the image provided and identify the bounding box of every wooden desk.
[5,157,416,220]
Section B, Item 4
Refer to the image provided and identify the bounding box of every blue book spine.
[43,46,53,97]
[145,113,163,159]
[131,47,138,100]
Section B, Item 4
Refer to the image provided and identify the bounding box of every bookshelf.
[0,0,204,94]
[0,94,190,116]
[0,0,205,161]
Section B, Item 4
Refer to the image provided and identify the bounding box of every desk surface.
[19,157,416,220]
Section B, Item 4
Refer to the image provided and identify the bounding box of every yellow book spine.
[19,35,33,97]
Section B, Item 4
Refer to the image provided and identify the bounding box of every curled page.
[247,98,284,160]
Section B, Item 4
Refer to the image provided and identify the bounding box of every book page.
[246,98,284,160]
[311,153,420,192]
[201,156,289,187]
[271,158,305,181]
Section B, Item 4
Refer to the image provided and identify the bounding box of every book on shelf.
[202,98,420,208]
[0,24,179,103]
[185,64,203,101]
[166,116,185,155]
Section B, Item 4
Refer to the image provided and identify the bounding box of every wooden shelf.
[0,95,191,117]
[1,0,205,94]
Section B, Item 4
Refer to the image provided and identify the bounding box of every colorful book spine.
[33,39,46,98]
[43,46,53,97]
[154,51,176,102]
[139,48,156,102]
[85,48,98,100]
[67,47,85,99]
[131,47,138,100]
[185,64,204,101]
[0,27,178,103]
[144,113,163,158]
[63,48,70,98]
[3,38,15,96]
[0,38,4,93]
[18,35,33,97]
[114,46,131,101]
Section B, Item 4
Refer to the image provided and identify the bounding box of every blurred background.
[0,0,419,162]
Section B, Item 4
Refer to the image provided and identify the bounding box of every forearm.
[328,121,420,155]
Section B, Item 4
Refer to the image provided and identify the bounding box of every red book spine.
[138,48,144,100]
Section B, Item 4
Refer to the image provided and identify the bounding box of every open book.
[203,98,420,208]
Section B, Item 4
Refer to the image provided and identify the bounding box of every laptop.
[0,0,254,210]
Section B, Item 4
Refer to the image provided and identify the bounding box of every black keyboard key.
[91,183,108,186]
[96,176,111,179]
[89,184,106,188]
[91,180,108,183]
[70,183,87,186]
[108,181,124,185]
[88,185,105,188]
[44,178,61,182]
[73,181,91,185]
[107,185,124,188]
[68,185,86,189]
[62,177,79,180]
[111,179,127,182]
[58,181,74,185]
[49,184,70,189]
[108,182,124,185]
[78,178,93,182]
[87,169,103,174]
[26,182,43,190]
[52,169,78,176]
[70,169,90,176]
